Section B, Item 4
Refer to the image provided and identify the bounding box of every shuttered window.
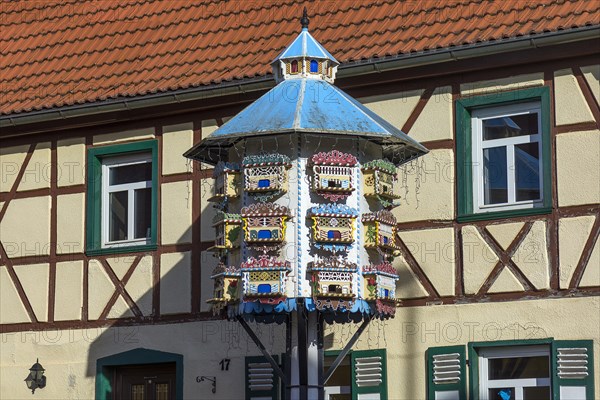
[426,345,466,400]
[245,355,279,400]
[552,340,595,400]
[351,349,387,400]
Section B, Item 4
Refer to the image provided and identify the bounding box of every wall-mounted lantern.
[24,359,46,393]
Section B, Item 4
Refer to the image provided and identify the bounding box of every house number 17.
[219,359,230,371]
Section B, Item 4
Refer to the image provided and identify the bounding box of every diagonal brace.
[322,316,372,385]
[236,316,286,383]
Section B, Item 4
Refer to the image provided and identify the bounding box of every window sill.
[457,206,552,223]
[86,243,157,256]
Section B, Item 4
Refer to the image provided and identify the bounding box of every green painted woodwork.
[95,347,183,400]
[245,355,280,400]
[426,345,466,400]
[456,87,552,222]
[86,140,158,255]
[351,348,387,400]
[552,340,595,400]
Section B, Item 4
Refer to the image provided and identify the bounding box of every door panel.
[115,363,176,400]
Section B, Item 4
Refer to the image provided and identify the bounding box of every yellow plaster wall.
[409,86,453,142]
[124,255,154,316]
[399,227,455,296]
[581,64,600,106]
[0,144,28,192]
[360,89,425,131]
[485,221,524,250]
[160,252,191,314]
[0,266,30,324]
[92,127,155,145]
[395,149,454,223]
[54,261,83,321]
[17,142,51,192]
[395,255,429,299]
[57,137,86,187]
[161,181,193,245]
[461,226,499,295]
[460,73,544,96]
[488,268,525,293]
[0,196,51,257]
[200,250,219,312]
[56,193,85,254]
[200,178,217,242]
[556,130,600,206]
[554,68,595,125]
[558,215,596,289]
[512,221,550,290]
[580,239,600,288]
[162,122,193,175]
[328,296,600,400]
[87,259,116,320]
[13,263,49,322]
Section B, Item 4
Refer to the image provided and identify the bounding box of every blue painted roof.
[185,78,428,165]
[272,27,338,64]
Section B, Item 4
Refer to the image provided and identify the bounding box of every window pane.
[109,191,128,241]
[483,146,508,204]
[488,356,549,380]
[156,383,169,400]
[483,112,539,140]
[131,384,145,400]
[109,161,151,185]
[523,386,551,400]
[489,388,515,400]
[134,188,152,239]
[515,143,541,201]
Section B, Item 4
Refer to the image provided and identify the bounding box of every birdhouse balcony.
[241,203,290,246]
[209,212,242,252]
[208,162,240,202]
[310,150,357,201]
[240,255,291,302]
[362,210,399,252]
[207,264,241,307]
[362,159,400,201]
[242,153,291,196]
[308,258,358,299]
[309,204,358,244]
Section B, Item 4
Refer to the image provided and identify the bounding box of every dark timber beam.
[322,316,372,385]
[236,316,286,383]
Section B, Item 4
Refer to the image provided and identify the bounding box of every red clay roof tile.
[1,0,598,115]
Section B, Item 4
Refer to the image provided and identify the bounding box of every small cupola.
[271,8,339,83]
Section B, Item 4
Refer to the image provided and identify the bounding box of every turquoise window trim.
[86,140,158,256]
[456,87,552,223]
[95,347,183,400]
[467,338,554,400]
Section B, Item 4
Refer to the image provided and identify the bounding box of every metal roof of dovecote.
[184,13,428,166]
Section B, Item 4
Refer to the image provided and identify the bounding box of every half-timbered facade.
[1,2,599,399]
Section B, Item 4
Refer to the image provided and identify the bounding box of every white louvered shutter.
[426,346,466,400]
[245,356,279,400]
[351,349,387,400]
[552,340,595,400]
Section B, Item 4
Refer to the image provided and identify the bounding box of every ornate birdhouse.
[310,150,357,201]
[362,262,399,316]
[362,159,399,204]
[309,204,358,251]
[207,264,241,315]
[209,211,242,252]
[308,257,358,310]
[240,255,291,303]
[241,203,290,249]
[362,210,399,252]
[243,153,292,201]
[209,161,240,202]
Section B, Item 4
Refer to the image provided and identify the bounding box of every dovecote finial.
[300,7,309,29]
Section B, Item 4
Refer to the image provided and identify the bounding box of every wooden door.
[115,363,176,400]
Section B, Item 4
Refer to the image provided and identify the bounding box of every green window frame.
[456,87,552,222]
[245,355,280,400]
[86,140,158,256]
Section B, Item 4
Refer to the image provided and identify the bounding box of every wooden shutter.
[245,355,279,400]
[351,349,387,400]
[426,345,466,400]
[552,340,595,400]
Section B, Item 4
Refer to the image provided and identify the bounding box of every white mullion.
[127,189,135,241]
[507,144,516,203]
[515,386,523,400]
[102,163,110,246]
